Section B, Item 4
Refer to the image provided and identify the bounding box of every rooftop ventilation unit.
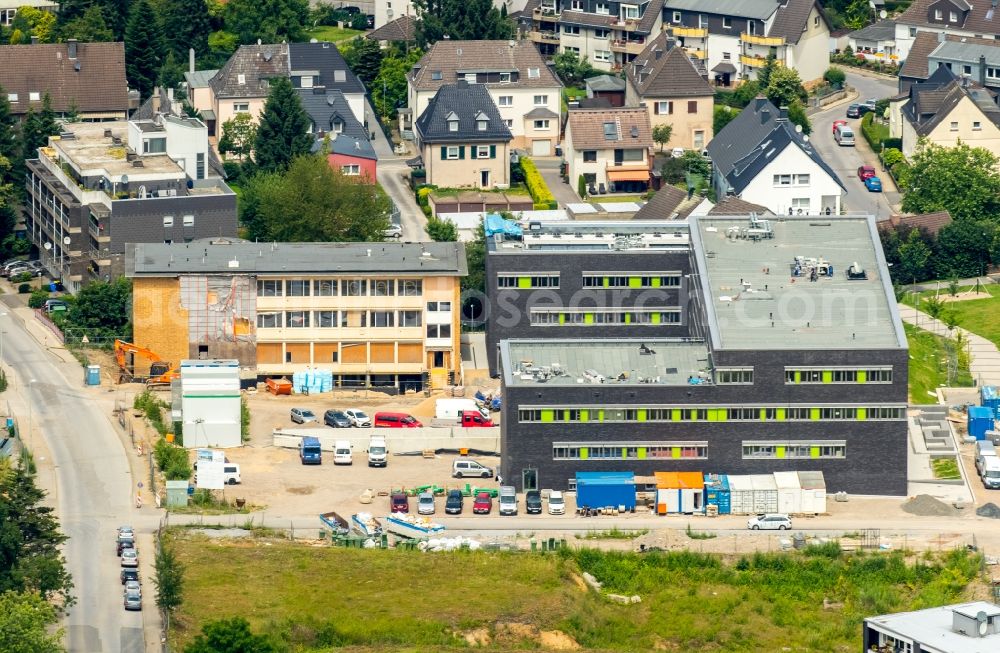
[846,262,867,280]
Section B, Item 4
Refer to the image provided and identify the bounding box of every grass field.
[902,284,1000,347]
[904,323,974,403]
[167,530,982,652]
[302,26,364,43]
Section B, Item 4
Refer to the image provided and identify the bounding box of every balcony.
[610,39,646,55]
[741,33,785,46]
[685,48,706,59]
[673,26,707,38]
[611,18,638,31]
[529,30,561,44]
[533,6,560,21]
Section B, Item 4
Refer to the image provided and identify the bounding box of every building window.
[785,367,893,384]
[342,279,367,296]
[988,67,1000,79]
[529,309,679,325]
[427,301,451,312]
[910,27,917,37]
[672,11,681,22]
[583,150,597,162]
[742,441,847,460]
[571,0,582,9]
[427,323,452,338]
[256,280,282,297]
[448,119,458,132]
[533,119,550,130]
[622,5,639,19]
[562,24,580,35]
[796,173,810,185]
[498,95,513,106]
[477,120,488,131]
[693,130,705,149]
[596,1,610,14]
[553,442,707,460]
[950,11,958,21]
[533,94,548,106]
[301,75,313,88]
[465,73,477,84]
[594,28,610,38]
[500,72,511,83]
[723,16,731,28]
[372,279,395,296]
[6,93,16,102]
[400,310,422,327]
[446,145,460,159]
[431,70,442,80]
[285,311,310,328]
[790,198,810,213]
[475,145,491,158]
[564,46,580,54]
[314,310,336,328]
[256,312,282,328]
[723,52,731,60]
[774,174,791,186]
[284,280,309,297]
[341,164,361,175]
[934,9,942,19]
[684,100,696,114]
[143,138,167,154]
[518,404,904,423]
[29,91,40,101]
[656,100,673,115]
[497,273,559,288]
[371,311,395,327]
[698,14,708,28]
[964,65,973,75]
[313,280,337,296]
[716,368,754,384]
[504,119,513,128]
[582,273,681,288]
[400,279,423,296]
[594,50,611,62]
[950,121,959,131]
[528,67,540,78]
[973,121,983,131]
[163,216,174,227]
[196,152,205,179]
[234,103,249,113]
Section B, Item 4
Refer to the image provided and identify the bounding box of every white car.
[344,408,371,427]
[384,223,402,239]
[670,147,686,158]
[417,492,435,515]
[548,490,565,515]
[121,548,139,567]
[747,513,792,531]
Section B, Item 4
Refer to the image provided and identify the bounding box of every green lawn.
[593,194,650,203]
[168,530,982,652]
[904,322,974,403]
[302,26,364,43]
[901,284,1000,348]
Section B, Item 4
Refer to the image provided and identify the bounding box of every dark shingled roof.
[0,41,127,115]
[415,81,513,143]
[627,32,713,98]
[848,20,896,42]
[409,40,561,92]
[900,31,940,81]
[210,44,289,99]
[706,97,844,195]
[288,42,365,95]
[299,88,366,139]
[366,15,416,42]
[898,0,1000,34]
[632,185,688,220]
[883,210,953,235]
[769,0,827,44]
[903,67,1000,136]
[708,197,773,215]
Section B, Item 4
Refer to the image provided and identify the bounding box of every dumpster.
[982,386,1000,418]
[969,406,995,441]
[85,364,101,386]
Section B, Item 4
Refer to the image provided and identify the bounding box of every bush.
[890,160,913,190]
[824,67,846,87]
[577,174,587,199]
[882,147,904,168]
[883,137,902,151]
[153,437,192,481]
[222,160,243,182]
[11,271,32,284]
[860,112,890,150]
[520,156,556,208]
[17,283,30,294]
[28,288,49,309]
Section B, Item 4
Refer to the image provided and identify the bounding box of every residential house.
[365,14,416,45]
[405,40,561,154]
[898,30,941,92]
[0,0,55,27]
[0,40,128,121]
[25,120,237,291]
[415,81,513,189]
[706,98,844,215]
[300,88,378,182]
[631,184,701,219]
[565,105,654,194]
[706,196,772,215]
[901,32,1000,95]
[521,0,665,71]
[847,20,898,60]
[373,0,525,29]
[889,66,1000,159]
[662,0,831,84]
[127,239,467,390]
[894,0,1000,62]
[183,68,219,132]
[625,33,714,151]
[585,74,626,106]
[881,210,953,236]
[190,42,365,138]
[863,601,1000,653]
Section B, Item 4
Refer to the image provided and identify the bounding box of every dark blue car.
[865,176,883,192]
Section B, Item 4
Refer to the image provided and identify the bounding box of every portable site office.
[654,471,704,514]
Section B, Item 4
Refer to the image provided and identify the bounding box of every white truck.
[435,398,488,421]
[368,436,388,467]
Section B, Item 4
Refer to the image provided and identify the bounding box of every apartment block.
[126,240,467,391]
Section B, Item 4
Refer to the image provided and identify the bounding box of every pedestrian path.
[897,304,1000,386]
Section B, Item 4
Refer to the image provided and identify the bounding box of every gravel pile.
[902,494,959,517]
[976,503,1000,519]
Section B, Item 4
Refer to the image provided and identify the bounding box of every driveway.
[533,156,581,208]
[365,98,426,242]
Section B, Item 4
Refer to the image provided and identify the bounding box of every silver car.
[290,408,317,424]
[747,513,792,531]
[417,492,435,515]
[123,583,142,610]
[121,548,138,567]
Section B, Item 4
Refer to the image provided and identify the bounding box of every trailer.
[351,512,383,537]
[384,514,445,540]
[319,511,350,537]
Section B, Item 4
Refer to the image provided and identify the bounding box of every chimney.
[30,36,38,44]
[777,106,789,121]
[189,48,196,74]
[981,54,987,86]
[67,39,78,59]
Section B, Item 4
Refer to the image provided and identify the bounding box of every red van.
[373,412,422,428]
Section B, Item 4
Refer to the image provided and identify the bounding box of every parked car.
[344,408,371,427]
[417,492,435,515]
[452,459,493,478]
[390,492,409,514]
[323,409,351,428]
[290,408,316,424]
[472,491,493,514]
[121,548,139,567]
[861,98,878,113]
[117,539,135,556]
[548,490,566,515]
[123,584,142,611]
[857,165,876,181]
[832,119,848,134]
[747,513,792,530]
[445,489,464,514]
[120,568,139,584]
[525,490,542,514]
[846,103,862,118]
[864,176,883,192]
[125,580,141,596]
[373,412,422,428]
[670,147,685,158]
[384,223,403,239]
[498,486,517,516]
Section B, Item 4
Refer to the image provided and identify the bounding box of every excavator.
[113,339,180,386]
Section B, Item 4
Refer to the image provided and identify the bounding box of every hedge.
[520,156,557,210]
[860,112,891,151]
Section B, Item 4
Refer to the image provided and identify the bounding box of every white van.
[222,464,241,485]
[452,459,493,478]
[975,440,997,476]
[367,436,387,467]
[333,440,353,465]
[834,124,855,146]
[983,457,1000,489]
[498,486,518,516]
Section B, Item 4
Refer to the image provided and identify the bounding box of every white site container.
[773,471,803,515]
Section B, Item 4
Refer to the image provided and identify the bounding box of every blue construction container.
[85,364,101,386]
[982,386,1000,418]
[968,406,995,440]
[575,471,636,510]
[703,474,731,514]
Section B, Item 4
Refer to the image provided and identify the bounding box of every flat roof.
[127,239,468,277]
[865,602,1000,653]
[487,220,690,252]
[52,121,184,177]
[501,339,712,387]
[690,215,905,350]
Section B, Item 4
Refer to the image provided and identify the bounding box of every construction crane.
[113,339,180,386]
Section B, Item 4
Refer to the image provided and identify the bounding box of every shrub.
[17,283,30,294]
[11,271,32,284]
[883,137,902,151]
[28,288,49,309]
[577,174,587,199]
[153,437,192,481]
[890,161,913,190]
[222,160,243,182]
[349,13,368,30]
[882,147,904,168]
[860,112,890,150]
[824,67,846,86]
[520,156,556,208]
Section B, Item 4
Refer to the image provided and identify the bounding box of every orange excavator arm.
[114,339,175,384]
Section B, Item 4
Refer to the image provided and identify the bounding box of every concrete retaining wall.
[272,427,501,454]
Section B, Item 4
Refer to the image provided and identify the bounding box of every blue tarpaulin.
[484,213,523,238]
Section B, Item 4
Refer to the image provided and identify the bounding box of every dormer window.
[950,10,958,21]
[465,73,477,84]
[596,1,609,14]
[449,120,458,132]
[237,74,246,85]
[935,9,943,19]
[477,120,488,131]
[431,70,443,80]
[500,72,511,83]
[332,119,344,133]
[301,75,313,88]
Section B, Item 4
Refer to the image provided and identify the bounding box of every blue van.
[299,436,322,465]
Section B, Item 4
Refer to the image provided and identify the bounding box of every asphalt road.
[810,71,900,219]
[365,98,427,242]
[0,307,142,653]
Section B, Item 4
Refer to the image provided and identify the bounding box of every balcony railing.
[529,30,561,43]
[610,39,646,54]
[533,6,560,20]
[612,18,638,31]
[740,54,784,67]
[672,26,707,38]
[741,33,785,46]
[683,47,706,59]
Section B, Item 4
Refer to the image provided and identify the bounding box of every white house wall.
[739,143,842,215]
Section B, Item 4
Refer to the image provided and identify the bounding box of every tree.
[219,113,258,160]
[10,6,57,43]
[902,141,1000,221]
[651,123,673,152]
[934,219,996,279]
[153,543,184,616]
[824,67,846,87]
[0,591,65,653]
[62,276,132,342]
[552,51,596,88]
[844,0,872,30]
[253,77,312,173]
[462,219,486,295]
[240,155,391,241]
[765,66,807,109]
[714,105,736,135]
[125,0,166,101]
[414,0,513,48]
[224,0,309,45]
[426,215,458,241]
[185,617,277,653]
[372,49,424,121]
[897,228,932,284]
[342,37,384,87]
[786,101,812,135]
[157,51,186,94]
[21,95,60,163]
[58,5,114,42]
[0,460,73,603]
[757,53,778,89]
[59,0,130,40]
[161,0,212,60]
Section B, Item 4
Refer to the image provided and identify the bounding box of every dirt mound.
[460,628,491,647]
[976,502,1000,518]
[903,494,959,517]
[539,630,580,650]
